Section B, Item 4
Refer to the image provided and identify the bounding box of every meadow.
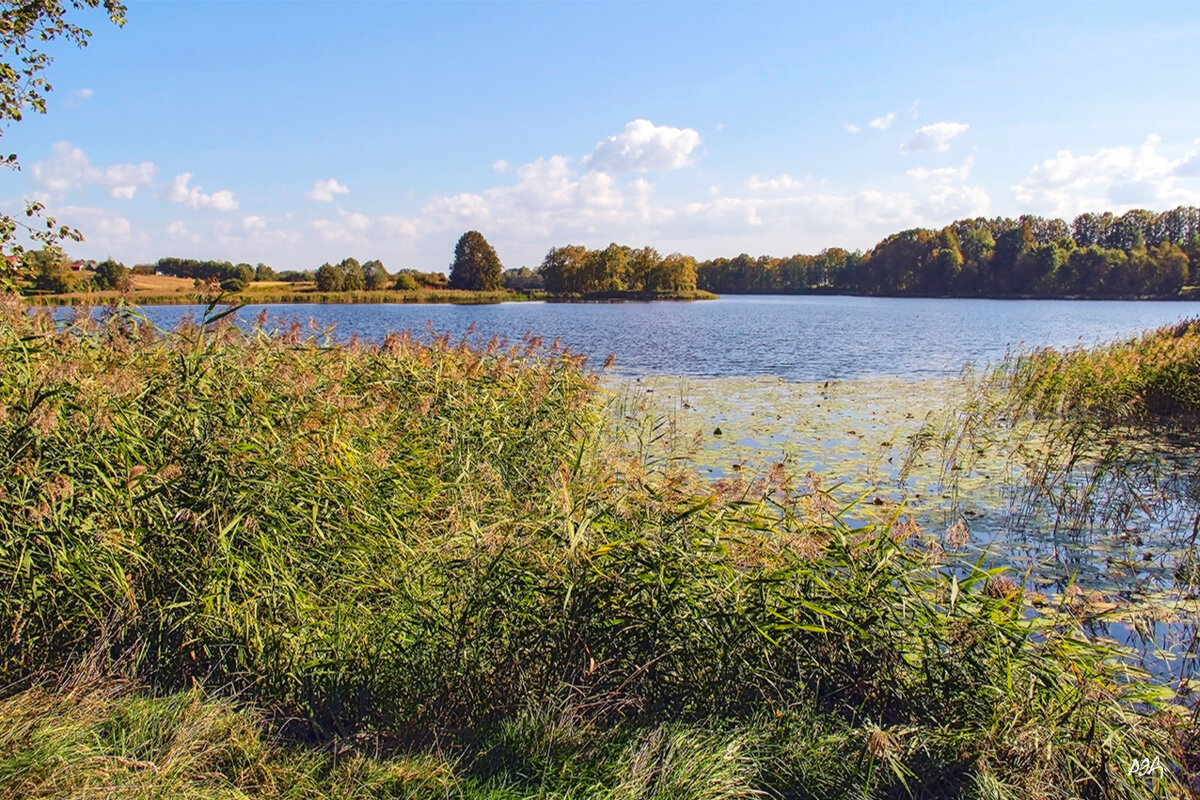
[0,295,1197,798]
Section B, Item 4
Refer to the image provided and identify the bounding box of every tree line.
[695,206,1200,298]
[15,207,1200,299]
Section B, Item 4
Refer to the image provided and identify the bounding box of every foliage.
[92,258,129,291]
[156,257,253,286]
[393,271,418,291]
[0,298,1192,797]
[0,0,127,279]
[450,230,503,291]
[23,248,76,293]
[502,266,543,291]
[694,207,1200,298]
[540,243,698,295]
[362,258,389,290]
[395,268,449,290]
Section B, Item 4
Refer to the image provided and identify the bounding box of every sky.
[3,1,1200,272]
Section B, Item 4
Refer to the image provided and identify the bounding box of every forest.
[696,206,1200,298]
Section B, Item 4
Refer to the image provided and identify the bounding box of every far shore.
[24,280,720,307]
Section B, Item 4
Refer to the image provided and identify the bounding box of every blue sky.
[3,1,1199,271]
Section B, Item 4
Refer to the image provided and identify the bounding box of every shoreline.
[24,287,720,306]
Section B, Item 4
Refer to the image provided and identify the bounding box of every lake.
[120,294,1200,381]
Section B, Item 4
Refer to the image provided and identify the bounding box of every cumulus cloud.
[746,174,806,192]
[868,113,896,131]
[586,119,701,173]
[901,121,970,153]
[304,178,349,202]
[242,215,267,231]
[681,180,988,243]
[166,221,189,237]
[30,142,157,198]
[1012,134,1200,218]
[907,156,974,184]
[340,209,371,231]
[55,205,132,237]
[492,160,510,173]
[844,123,862,134]
[166,173,239,211]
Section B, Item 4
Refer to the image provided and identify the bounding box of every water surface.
[124,295,1200,381]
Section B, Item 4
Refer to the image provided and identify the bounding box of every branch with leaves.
[0,0,126,287]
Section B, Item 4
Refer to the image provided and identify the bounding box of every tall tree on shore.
[449,231,503,291]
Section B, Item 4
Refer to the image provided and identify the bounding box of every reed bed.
[29,288,539,306]
[0,296,1194,798]
[998,318,1200,427]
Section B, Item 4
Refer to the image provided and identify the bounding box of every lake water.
[124,294,1200,381]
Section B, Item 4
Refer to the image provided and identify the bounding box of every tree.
[540,245,587,294]
[92,257,128,290]
[449,231,502,291]
[1,1,127,284]
[315,262,344,292]
[362,259,390,290]
[338,257,365,291]
[25,248,76,293]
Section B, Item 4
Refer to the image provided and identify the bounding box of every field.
[0,295,1197,798]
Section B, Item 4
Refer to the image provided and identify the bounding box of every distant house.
[69,261,84,272]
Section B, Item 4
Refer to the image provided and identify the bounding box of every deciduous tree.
[449,231,503,291]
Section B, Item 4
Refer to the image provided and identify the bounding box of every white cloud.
[341,210,371,231]
[492,159,510,173]
[901,121,970,153]
[166,221,189,237]
[746,174,806,192]
[844,123,862,134]
[907,156,974,184]
[74,88,94,101]
[1012,134,1200,219]
[715,122,725,131]
[166,173,239,211]
[30,142,157,198]
[681,180,988,244]
[868,112,896,131]
[242,215,267,231]
[907,100,921,119]
[586,119,701,173]
[56,205,132,237]
[304,178,349,202]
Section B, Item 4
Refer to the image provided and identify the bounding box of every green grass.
[0,294,1195,798]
